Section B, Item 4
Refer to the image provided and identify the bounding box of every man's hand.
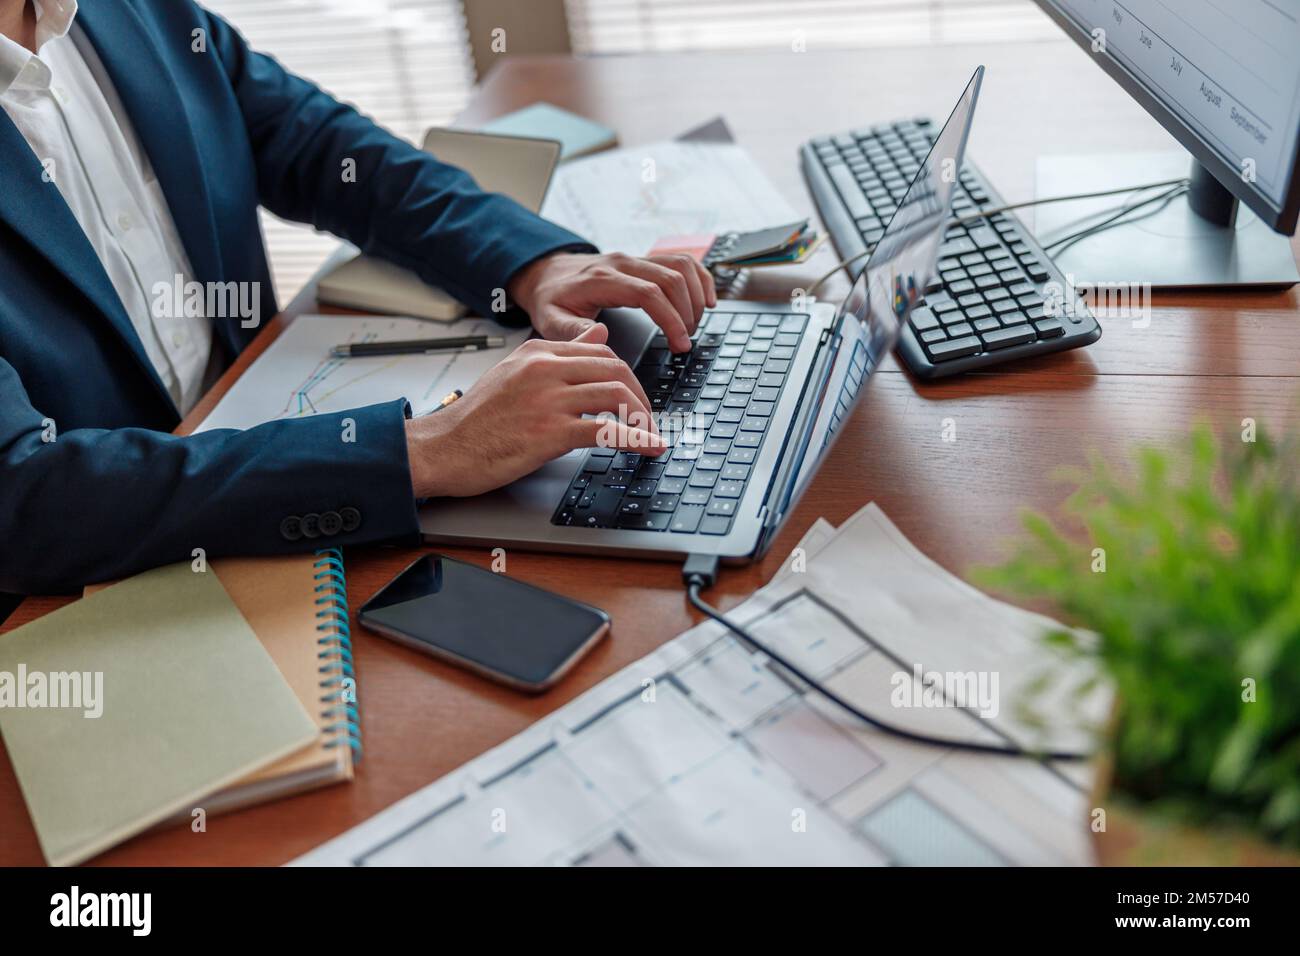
[405,325,667,498]
[507,251,717,353]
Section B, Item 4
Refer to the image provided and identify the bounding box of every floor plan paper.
[540,141,800,256]
[195,314,529,432]
[294,504,1105,867]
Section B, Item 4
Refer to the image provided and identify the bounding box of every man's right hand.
[404,324,667,498]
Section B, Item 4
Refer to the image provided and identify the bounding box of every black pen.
[331,334,506,358]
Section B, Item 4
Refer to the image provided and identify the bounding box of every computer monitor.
[1033,0,1300,287]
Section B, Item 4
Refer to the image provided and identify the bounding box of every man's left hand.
[506,252,717,353]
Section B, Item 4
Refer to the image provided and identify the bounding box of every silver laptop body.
[420,69,984,563]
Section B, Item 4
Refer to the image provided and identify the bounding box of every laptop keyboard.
[551,310,807,534]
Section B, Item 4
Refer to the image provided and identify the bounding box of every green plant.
[975,420,1300,849]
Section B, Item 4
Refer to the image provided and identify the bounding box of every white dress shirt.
[0,0,216,414]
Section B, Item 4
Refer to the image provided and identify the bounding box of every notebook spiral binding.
[313,548,362,761]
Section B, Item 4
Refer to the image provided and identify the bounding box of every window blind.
[201,0,475,300]
[564,0,1057,54]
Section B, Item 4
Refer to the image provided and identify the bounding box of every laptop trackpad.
[600,307,657,364]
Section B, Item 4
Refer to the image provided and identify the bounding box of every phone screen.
[359,555,608,689]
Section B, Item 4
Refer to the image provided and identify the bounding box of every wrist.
[405,415,455,499]
[505,253,555,316]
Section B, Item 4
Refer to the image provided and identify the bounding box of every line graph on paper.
[195,314,530,434]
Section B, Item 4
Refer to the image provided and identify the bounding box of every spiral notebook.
[85,549,361,816]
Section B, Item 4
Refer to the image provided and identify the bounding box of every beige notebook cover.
[0,564,318,866]
[87,552,358,816]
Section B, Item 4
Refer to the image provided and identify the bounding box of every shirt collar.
[0,0,78,96]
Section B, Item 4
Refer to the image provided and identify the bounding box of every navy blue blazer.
[0,0,592,593]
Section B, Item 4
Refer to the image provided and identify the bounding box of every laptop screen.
[776,68,984,517]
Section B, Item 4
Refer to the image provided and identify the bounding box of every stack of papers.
[540,141,801,256]
[295,503,1108,867]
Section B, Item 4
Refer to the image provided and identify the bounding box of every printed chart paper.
[196,314,529,431]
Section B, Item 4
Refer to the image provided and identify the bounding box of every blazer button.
[300,513,321,538]
[319,511,343,536]
[339,506,361,532]
[279,515,303,541]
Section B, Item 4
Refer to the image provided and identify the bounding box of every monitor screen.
[1038,0,1300,223]
[781,69,983,509]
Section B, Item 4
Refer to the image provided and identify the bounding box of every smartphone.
[358,554,610,692]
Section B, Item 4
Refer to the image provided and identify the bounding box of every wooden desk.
[3,40,1298,866]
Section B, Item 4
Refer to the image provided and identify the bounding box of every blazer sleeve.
[0,359,420,594]
[200,8,596,318]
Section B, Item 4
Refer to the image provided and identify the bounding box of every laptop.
[420,69,983,561]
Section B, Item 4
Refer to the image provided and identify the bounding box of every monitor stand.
[1033,152,1299,289]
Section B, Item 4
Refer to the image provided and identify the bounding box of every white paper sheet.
[294,504,1107,867]
[540,141,799,256]
[195,314,528,432]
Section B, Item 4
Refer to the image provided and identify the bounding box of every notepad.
[0,564,318,866]
[86,549,362,817]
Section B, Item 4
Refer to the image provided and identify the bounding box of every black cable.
[1042,182,1190,257]
[684,573,1087,762]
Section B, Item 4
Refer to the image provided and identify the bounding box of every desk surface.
[3,40,1298,866]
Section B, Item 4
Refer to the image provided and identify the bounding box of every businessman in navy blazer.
[0,0,715,597]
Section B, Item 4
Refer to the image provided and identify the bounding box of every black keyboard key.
[627,479,656,497]
[688,470,718,488]
[715,480,745,498]
[926,335,982,361]
[681,488,711,506]
[699,515,733,535]
[980,325,1036,350]
[706,498,738,517]
[665,461,693,478]
[910,306,939,331]
[649,494,679,512]
[1033,319,1065,339]
[618,511,671,531]
[939,237,975,257]
[669,506,706,533]
[580,487,626,527]
[657,477,687,494]
[582,455,611,475]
